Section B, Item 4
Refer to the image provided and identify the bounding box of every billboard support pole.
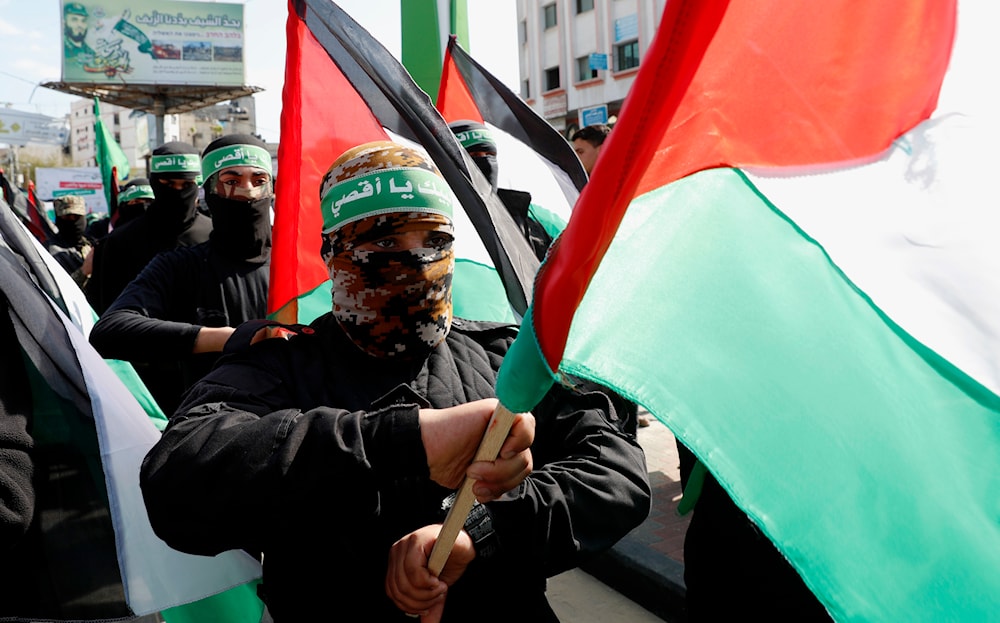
[153,99,166,150]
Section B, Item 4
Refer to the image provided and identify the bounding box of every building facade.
[68,96,261,175]
[517,0,666,137]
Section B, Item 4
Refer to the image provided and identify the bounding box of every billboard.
[0,109,69,147]
[35,167,111,215]
[60,0,245,86]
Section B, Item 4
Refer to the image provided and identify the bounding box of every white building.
[517,0,666,137]
[69,99,153,172]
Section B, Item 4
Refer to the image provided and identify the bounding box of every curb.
[580,532,688,623]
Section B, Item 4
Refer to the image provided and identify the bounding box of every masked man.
[44,195,92,288]
[87,141,212,315]
[449,120,559,262]
[90,135,272,416]
[139,141,650,622]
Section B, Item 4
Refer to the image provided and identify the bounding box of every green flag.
[94,97,131,215]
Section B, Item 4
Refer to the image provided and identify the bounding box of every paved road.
[549,568,667,622]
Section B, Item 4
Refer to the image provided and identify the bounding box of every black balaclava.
[53,195,87,247]
[148,142,202,231]
[114,178,154,227]
[449,120,499,191]
[201,134,273,264]
[54,215,87,247]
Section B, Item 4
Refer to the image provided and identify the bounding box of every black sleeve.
[484,381,651,577]
[0,302,35,549]
[139,341,428,556]
[89,249,202,362]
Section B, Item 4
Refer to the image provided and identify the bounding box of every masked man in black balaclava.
[90,135,272,416]
[86,142,212,315]
[448,120,555,262]
[44,194,92,288]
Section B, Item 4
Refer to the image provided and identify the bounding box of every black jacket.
[90,242,268,415]
[140,314,651,622]
[497,188,555,262]
[86,207,211,315]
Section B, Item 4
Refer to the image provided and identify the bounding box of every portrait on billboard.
[59,0,245,86]
[63,2,96,62]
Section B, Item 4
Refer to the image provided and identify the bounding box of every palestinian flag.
[495,0,1000,620]
[273,0,540,326]
[437,35,582,241]
[0,189,264,620]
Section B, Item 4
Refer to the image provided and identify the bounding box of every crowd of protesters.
[2,115,834,622]
[0,124,662,623]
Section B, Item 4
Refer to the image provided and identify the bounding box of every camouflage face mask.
[325,212,454,358]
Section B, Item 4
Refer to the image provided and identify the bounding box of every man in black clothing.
[139,141,650,622]
[90,134,272,416]
[84,178,155,243]
[449,120,556,262]
[86,141,211,315]
[44,194,92,288]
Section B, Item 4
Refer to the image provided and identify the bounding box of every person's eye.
[427,234,451,249]
[373,238,397,249]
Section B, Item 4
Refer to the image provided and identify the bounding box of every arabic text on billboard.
[60,0,245,86]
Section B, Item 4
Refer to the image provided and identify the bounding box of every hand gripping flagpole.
[427,403,517,575]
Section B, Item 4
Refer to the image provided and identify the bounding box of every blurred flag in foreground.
[0,186,263,621]
[93,98,130,221]
[495,1,1000,620]
[273,0,540,325]
[1,169,55,244]
[437,35,583,236]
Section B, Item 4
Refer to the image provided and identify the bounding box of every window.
[544,66,561,91]
[576,55,598,81]
[521,78,531,99]
[519,19,528,45]
[576,0,594,13]
[543,3,558,29]
[615,40,639,71]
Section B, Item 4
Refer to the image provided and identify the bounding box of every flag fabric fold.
[1,170,55,244]
[274,0,540,325]
[497,0,1000,620]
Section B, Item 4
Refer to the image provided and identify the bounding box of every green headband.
[118,184,154,203]
[150,153,202,175]
[454,128,496,151]
[320,167,456,234]
[202,144,273,180]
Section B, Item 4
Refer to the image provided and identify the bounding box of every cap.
[54,194,86,217]
[64,2,88,17]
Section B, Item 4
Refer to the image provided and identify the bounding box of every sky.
[0,0,520,144]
